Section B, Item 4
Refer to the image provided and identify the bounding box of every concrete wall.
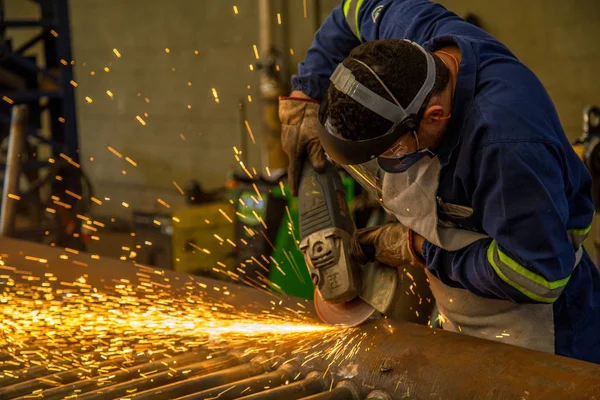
[67,0,331,218]
[437,0,600,139]
[5,0,600,220]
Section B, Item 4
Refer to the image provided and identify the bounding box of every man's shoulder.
[469,70,564,147]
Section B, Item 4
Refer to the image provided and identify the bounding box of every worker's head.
[317,39,453,168]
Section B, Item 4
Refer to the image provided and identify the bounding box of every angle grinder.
[298,159,400,326]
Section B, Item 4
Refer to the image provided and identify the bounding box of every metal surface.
[303,382,360,400]
[1,237,600,399]
[239,370,329,400]
[178,361,298,400]
[0,105,27,236]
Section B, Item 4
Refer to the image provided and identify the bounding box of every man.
[279,0,600,363]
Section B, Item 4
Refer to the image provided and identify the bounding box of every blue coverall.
[293,0,600,363]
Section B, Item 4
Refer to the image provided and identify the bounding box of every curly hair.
[326,39,450,141]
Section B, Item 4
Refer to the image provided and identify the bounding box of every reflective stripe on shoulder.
[486,240,571,303]
[343,0,364,40]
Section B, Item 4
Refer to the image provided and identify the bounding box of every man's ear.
[423,104,445,121]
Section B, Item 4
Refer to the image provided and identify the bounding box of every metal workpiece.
[179,360,301,400]
[2,238,600,399]
[0,105,28,236]
[76,352,240,400]
[9,350,211,400]
[365,390,393,400]
[0,354,147,399]
[122,356,271,400]
[301,381,361,400]
[238,370,330,400]
[324,320,600,399]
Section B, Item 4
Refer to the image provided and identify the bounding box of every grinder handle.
[297,160,354,240]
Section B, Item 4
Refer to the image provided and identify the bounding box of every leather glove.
[279,97,327,196]
[351,223,424,268]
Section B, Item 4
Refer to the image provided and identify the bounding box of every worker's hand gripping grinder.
[298,160,401,326]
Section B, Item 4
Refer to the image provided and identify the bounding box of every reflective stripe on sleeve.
[568,222,592,249]
[486,240,571,303]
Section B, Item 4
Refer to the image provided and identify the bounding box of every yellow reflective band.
[568,218,593,249]
[569,223,592,237]
[486,241,568,303]
[343,0,352,18]
[355,0,365,39]
[497,243,570,290]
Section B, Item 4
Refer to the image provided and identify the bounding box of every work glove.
[351,223,425,268]
[279,97,327,196]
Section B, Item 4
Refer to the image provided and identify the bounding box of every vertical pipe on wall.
[258,0,287,175]
[0,105,28,236]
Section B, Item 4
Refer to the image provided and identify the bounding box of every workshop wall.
[5,1,599,220]
[68,0,323,219]
[437,0,600,140]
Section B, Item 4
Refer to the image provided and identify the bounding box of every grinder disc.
[314,289,377,327]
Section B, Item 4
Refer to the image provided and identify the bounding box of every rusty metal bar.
[0,354,150,399]
[16,350,211,400]
[127,356,271,400]
[301,386,358,400]
[0,344,170,386]
[1,363,76,386]
[239,371,328,400]
[77,353,242,400]
[2,238,600,400]
[179,361,299,400]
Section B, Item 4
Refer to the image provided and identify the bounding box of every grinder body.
[298,161,360,304]
[298,160,400,326]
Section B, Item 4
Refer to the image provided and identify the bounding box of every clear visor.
[342,159,384,202]
[379,133,416,159]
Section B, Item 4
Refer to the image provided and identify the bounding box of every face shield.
[316,40,437,199]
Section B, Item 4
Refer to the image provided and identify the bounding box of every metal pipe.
[127,356,271,400]
[179,361,298,400]
[0,355,136,399]
[77,353,240,400]
[312,0,321,31]
[239,100,249,166]
[258,0,272,58]
[239,371,328,400]
[366,390,392,400]
[277,0,291,91]
[329,320,600,399]
[300,387,357,400]
[20,350,212,400]
[258,0,287,172]
[0,105,27,236]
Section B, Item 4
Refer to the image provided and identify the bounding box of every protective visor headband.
[317,40,437,165]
